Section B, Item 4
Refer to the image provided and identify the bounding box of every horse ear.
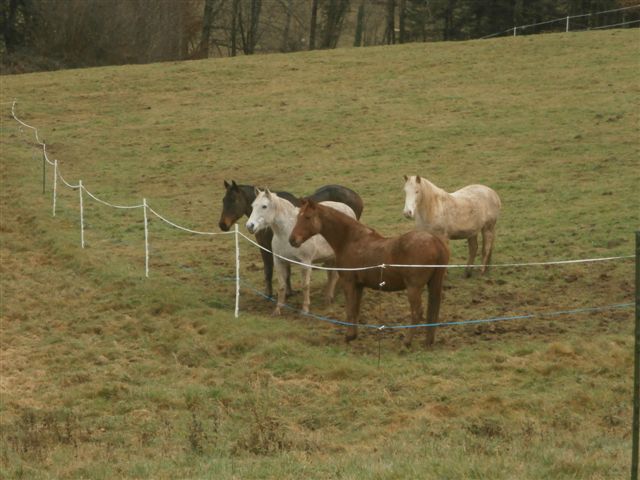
[403,175,409,182]
[265,188,272,198]
[254,186,261,196]
[416,175,421,184]
[224,180,230,189]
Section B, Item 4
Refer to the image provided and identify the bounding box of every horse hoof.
[464,270,473,279]
[272,308,282,316]
[345,333,358,343]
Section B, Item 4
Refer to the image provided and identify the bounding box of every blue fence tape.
[225,276,633,330]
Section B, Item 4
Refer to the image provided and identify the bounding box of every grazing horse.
[218,180,364,298]
[289,199,449,347]
[403,175,501,277]
[246,189,356,315]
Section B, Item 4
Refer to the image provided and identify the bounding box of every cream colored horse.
[246,189,356,315]
[403,175,501,277]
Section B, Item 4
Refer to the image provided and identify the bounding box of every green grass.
[1,29,639,479]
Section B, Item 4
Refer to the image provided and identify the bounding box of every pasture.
[1,29,638,479]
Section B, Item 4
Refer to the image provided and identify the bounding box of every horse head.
[246,188,275,234]
[289,198,320,248]
[219,180,249,231]
[402,174,422,219]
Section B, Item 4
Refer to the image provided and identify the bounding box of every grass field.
[1,29,639,479]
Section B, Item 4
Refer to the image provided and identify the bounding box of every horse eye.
[262,205,267,209]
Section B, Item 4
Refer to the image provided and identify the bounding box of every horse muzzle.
[403,209,414,219]
[289,235,302,248]
[218,218,232,231]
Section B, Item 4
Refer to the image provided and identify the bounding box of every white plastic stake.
[566,16,570,32]
[513,26,517,36]
[143,198,149,278]
[235,223,240,318]
[52,160,57,217]
[79,180,85,248]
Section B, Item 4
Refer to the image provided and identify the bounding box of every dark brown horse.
[289,199,449,347]
[218,180,364,298]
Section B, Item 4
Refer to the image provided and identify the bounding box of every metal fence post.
[78,180,85,248]
[235,223,240,318]
[143,198,149,278]
[632,231,639,480]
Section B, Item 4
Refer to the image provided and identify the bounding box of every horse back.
[275,190,300,206]
[451,184,501,212]
[309,185,364,219]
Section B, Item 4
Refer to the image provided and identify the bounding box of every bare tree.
[320,0,351,48]
[385,0,395,44]
[398,0,406,43]
[309,0,319,49]
[354,0,366,46]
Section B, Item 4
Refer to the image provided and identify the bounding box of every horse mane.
[414,176,450,222]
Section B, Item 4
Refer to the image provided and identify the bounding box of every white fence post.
[143,198,149,278]
[513,26,517,36]
[235,223,240,318]
[566,16,570,32]
[79,180,85,248]
[52,160,57,217]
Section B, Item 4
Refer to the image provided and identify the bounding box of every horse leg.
[273,258,288,315]
[425,268,446,347]
[465,235,478,278]
[301,266,312,313]
[481,224,496,275]
[404,285,424,348]
[343,280,364,342]
[285,261,295,298]
[324,270,339,304]
[255,229,275,298]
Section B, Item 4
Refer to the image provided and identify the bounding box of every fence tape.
[82,187,144,209]
[592,19,640,29]
[238,230,633,271]
[146,206,228,236]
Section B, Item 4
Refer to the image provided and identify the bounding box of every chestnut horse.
[289,199,449,347]
[403,175,501,277]
[218,180,364,297]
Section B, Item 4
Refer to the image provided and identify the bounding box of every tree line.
[1,0,638,73]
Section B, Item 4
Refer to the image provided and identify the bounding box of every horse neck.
[238,185,257,216]
[316,206,356,255]
[269,196,297,236]
[417,179,450,222]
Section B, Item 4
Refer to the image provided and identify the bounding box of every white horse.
[403,175,501,277]
[246,188,357,315]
